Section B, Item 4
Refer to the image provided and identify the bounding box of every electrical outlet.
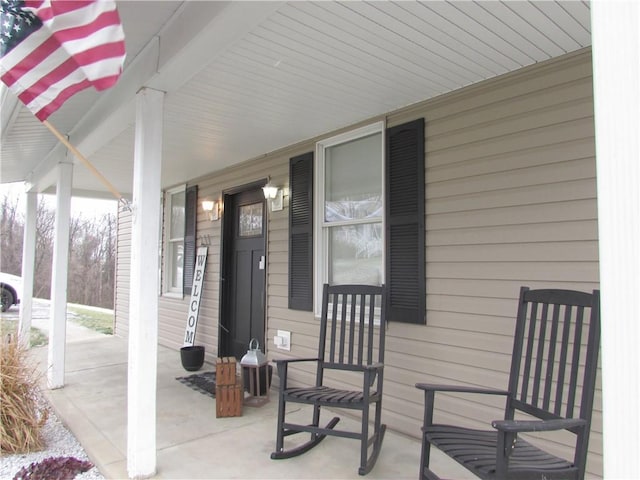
[273,330,291,351]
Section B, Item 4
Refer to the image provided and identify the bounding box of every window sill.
[162,292,184,300]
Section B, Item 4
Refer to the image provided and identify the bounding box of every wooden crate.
[215,380,243,418]
[216,357,237,386]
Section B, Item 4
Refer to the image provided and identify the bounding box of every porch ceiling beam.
[24,37,160,195]
[146,1,285,93]
[23,1,285,197]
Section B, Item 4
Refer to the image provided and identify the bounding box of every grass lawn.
[0,318,48,347]
[1,302,113,345]
[67,304,114,335]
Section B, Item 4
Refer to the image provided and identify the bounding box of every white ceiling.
[0,1,592,199]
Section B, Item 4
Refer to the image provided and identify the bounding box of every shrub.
[12,456,93,480]
[0,339,48,453]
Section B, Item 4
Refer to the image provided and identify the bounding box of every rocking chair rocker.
[271,284,387,475]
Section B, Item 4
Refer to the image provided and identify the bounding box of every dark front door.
[220,187,266,360]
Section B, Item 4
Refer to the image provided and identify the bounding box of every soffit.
[0,1,592,197]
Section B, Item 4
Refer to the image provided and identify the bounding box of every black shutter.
[386,118,425,324]
[289,152,314,311]
[183,185,198,296]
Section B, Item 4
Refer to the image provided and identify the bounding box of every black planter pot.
[180,345,205,372]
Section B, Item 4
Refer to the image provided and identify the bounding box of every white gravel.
[0,399,104,480]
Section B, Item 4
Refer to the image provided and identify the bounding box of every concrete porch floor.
[30,335,473,479]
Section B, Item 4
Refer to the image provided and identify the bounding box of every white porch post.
[127,87,164,479]
[18,190,37,348]
[47,162,73,389]
[591,1,640,478]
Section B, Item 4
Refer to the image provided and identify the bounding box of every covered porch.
[2,2,638,478]
[31,334,472,479]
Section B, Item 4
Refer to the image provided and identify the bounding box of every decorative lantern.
[240,338,270,407]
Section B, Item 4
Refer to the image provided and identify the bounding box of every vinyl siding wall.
[386,48,601,477]
[115,49,601,476]
[114,205,131,338]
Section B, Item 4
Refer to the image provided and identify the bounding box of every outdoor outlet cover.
[275,330,291,351]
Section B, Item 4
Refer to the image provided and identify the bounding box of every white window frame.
[163,184,186,297]
[314,121,385,316]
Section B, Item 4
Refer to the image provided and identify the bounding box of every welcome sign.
[183,246,208,346]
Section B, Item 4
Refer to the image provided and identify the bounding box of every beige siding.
[388,49,600,476]
[267,49,601,477]
[117,48,601,477]
[155,154,292,366]
[114,205,131,338]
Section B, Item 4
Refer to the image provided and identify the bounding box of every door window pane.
[239,202,263,237]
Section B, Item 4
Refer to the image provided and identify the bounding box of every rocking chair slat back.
[509,288,600,424]
[322,286,384,368]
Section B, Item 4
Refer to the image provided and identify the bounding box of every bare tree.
[34,202,55,299]
[0,193,23,275]
[1,193,116,308]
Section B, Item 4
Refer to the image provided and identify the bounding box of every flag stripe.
[21,55,124,117]
[35,76,91,120]
[1,24,52,77]
[18,42,122,104]
[26,63,91,112]
[18,53,77,104]
[10,28,125,94]
[10,38,125,111]
[29,1,97,22]
[51,10,123,45]
[0,0,125,121]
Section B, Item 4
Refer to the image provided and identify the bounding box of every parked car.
[0,272,22,312]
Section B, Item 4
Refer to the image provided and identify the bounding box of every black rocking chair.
[271,284,387,475]
[416,286,600,480]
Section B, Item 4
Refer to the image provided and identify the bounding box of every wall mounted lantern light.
[202,199,220,221]
[262,184,279,199]
[262,182,284,212]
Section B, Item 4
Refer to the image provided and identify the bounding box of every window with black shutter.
[288,119,425,323]
[183,184,198,295]
[385,118,425,324]
[288,152,314,311]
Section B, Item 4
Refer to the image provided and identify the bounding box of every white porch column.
[127,87,164,479]
[47,162,73,389]
[18,190,37,348]
[592,1,640,478]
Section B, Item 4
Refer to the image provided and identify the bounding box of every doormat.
[176,371,216,398]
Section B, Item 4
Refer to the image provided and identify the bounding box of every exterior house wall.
[385,48,601,477]
[114,205,131,338]
[114,48,601,476]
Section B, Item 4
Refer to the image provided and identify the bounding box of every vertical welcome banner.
[183,246,208,346]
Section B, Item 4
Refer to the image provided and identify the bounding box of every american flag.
[0,0,125,121]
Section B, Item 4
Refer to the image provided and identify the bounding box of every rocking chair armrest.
[363,362,384,371]
[273,358,319,391]
[272,357,319,365]
[492,418,587,433]
[415,383,510,396]
[323,362,383,372]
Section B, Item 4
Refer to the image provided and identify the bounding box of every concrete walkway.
[27,334,472,479]
[1,298,110,343]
